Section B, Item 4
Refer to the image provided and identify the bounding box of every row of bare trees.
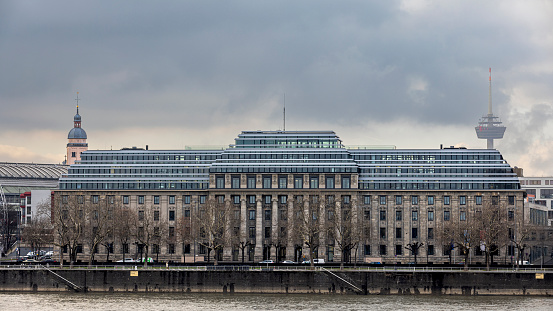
[26,193,550,268]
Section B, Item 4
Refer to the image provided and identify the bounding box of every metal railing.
[1,264,552,273]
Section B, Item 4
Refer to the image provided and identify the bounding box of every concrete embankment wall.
[1,268,552,295]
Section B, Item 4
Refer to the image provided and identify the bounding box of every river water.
[1,293,552,311]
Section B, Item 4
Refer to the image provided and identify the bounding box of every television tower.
[475,68,506,149]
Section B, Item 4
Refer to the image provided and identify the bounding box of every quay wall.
[1,268,552,295]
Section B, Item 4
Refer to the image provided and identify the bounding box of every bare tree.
[113,205,136,261]
[405,242,425,265]
[477,201,508,270]
[21,201,53,256]
[194,197,231,265]
[84,196,116,266]
[327,196,361,267]
[53,194,86,267]
[290,195,321,267]
[176,213,193,262]
[440,213,480,270]
[133,205,167,267]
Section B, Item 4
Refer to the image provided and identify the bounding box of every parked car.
[40,257,58,264]
[22,259,39,264]
[259,260,274,264]
[281,260,296,264]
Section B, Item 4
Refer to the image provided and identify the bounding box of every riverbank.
[1,266,552,295]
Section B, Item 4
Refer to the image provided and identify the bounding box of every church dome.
[68,127,87,139]
[74,113,81,122]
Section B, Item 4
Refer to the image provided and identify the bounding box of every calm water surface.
[1,293,552,311]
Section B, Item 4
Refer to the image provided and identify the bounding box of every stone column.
[223,197,232,261]
[318,198,326,260]
[271,198,278,260]
[286,197,295,259]
[334,198,342,263]
[255,196,263,261]
[351,195,359,263]
[240,196,247,242]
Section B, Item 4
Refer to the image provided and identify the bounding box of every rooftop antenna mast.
[283,93,286,132]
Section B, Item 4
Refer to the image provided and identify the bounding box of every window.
[279,176,287,189]
[395,210,402,221]
[444,196,450,205]
[310,176,319,189]
[460,210,466,221]
[364,245,371,256]
[380,210,386,221]
[249,210,255,220]
[380,227,386,239]
[263,176,272,189]
[412,210,418,221]
[364,210,370,220]
[427,245,434,255]
[169,210,175,221]
[412,227,418,239]
[379,245,387,255]
[249,227,256,239]
[428,210,434,221]
[328,210,334,220]
[138,195,145,204]
[508,210,514,221]
[168,244,175,254]
[184,209,190,218]
[233,195,240,205]
[428,228,434,240]
[395,227,402,239]
[248,195,256,204]
[216,176,225,189]
[279,195,287,204]
[169,195,175,205]
[77,195,84,204]
[122,243,129,254]
[217,195,224,204]
[395,195,402,205]
[475,195,482,205]
[199,195,206,204]
[428,196,434,205]
[341,175,351,189]
[169,227,175,237]
[326,175,335,189]
[395,245,403,256]
[154,210,160,221]
[459,196,466,205]
[138,210,144,221]
[411,196,418,205]
[184,195,191,204]
[294,176,303,189]
[492,196,499,205]
[122,195,129,204]
[92,195,99,204]
[343,195,350,204]
[364,195,371,205]
[508,196,515,205]
[232,176,240,189]
[153,195,160,205]
[264,195,271,204]
[62,195,68,204]
[184,244,191,254]
[265,209,271,221]
[247,176,256,189]
[444,210,450,221]
[72,151,76,157]
[379,195,387,205]
[265,227,271,238]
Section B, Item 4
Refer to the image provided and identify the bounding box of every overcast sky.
[1,0,552,176]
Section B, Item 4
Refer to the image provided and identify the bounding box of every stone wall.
[1,268,552,295]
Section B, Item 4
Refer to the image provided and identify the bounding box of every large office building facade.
[57,131,524,264]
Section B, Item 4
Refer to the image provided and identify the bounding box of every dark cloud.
[0,1,551,173]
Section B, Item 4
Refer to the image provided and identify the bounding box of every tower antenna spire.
[488,68,492,116]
